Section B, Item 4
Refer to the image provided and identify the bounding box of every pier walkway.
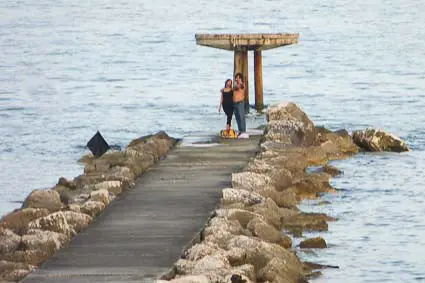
[21,136,260,283]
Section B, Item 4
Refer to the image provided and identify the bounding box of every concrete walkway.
[21,136,260,283]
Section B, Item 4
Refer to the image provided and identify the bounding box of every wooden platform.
[20,136,260,283]
[195,33,299,51]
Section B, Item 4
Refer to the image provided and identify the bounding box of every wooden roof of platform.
[195,33,299,51]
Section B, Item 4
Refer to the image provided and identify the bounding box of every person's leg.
[235,102,246,133]
[234,103,242,132]
[240,106,246,132]
[223,105,233,130]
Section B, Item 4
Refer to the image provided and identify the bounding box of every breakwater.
[157,102,408,283]
[0,132,178,282]
[0,102,409,282]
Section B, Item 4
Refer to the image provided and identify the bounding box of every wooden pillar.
[242,51,249,113]
[233,50,244,80]
[254,50,264,112]
[233,50,249,114]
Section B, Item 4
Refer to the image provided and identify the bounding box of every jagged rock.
[226,235,302,273]
[62,211,92,234]
[269,168,293,191]
[293,172,333,199]
[184,242,221,261]
[258,149,309,180]
[28,211,74,237]
[193,253,231,275]
[67,203,81,212]
[107,166,135,184]
[80,200,105,217]
[215,209,265,229]
[247,217,292,248]
[0,208,50,235]
[232,172,273,192]
[21,189,63,211]
[224,247,247,266]
[174,259,195,275]
[263,120,309,146]
[257,187,298,209]
[257,257,307,283]
[228,265,256,282]
[191,253,232,282]
[73,173,110,191]
[0,260,35,282]
[299,237,327,249]
[22,229,69,255]
[0,228,21,255]
[222,188,264,206]
[267,102,314,126]
[264,102,316,147]
[127,131,176,159]
[316,126,360,156]
[72,193,90,204]
[90,189,110,206]
[203,217,244,247]
[302,146,328,165]
[2,249,51,266]
[54,185,72,205]
[3,268,33,282]
[322,164,343,176]
[282,212,334,233]
[57,177,76,190]
[352,128,409,152]
[245,158,275,174]
[94,181,123,196]
[250,198,297,229]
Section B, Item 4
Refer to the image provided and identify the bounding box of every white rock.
[68,203,81,212]
[90,189,110,206]
[22,229,68,252]
[28,211,74,236]
[0,228,21,254]
[62,211,92,234]
[184,242,221,261]
[94,180,122,191]
[232,172,272,191]
[80,200,105,217]
[222,188,264,205]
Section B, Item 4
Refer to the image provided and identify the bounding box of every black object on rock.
[230,274,247,283]
[87,131,110,158]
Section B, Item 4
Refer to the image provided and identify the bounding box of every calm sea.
[1,0,425,281]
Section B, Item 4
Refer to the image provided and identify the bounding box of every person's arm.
[218,93,223,112]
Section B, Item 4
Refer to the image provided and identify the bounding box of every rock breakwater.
[0,131,177,282]
[159,102,408,283]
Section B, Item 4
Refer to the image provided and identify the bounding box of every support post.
[242,51,249,113]
[233,50,244,80]
[254,50,264,112]
[234,49,249,114]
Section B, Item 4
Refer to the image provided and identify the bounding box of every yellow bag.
[220,129,238,139]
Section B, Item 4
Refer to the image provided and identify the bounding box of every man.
[233,73,249,138]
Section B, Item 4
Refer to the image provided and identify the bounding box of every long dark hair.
[224,79,232,88]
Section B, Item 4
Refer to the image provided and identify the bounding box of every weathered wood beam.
[242,51,249,114]
[195,33,299,51]
[254,50,264,112]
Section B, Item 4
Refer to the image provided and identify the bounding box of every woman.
[218,79,234,131]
